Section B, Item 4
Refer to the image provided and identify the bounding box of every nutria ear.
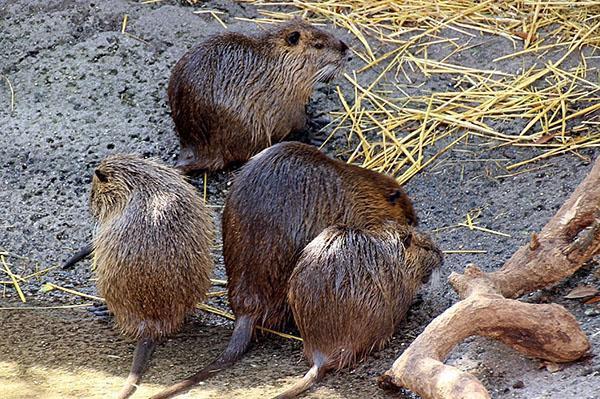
[95,169,109,183]
[402,230,413,248]
[287,31,301,46]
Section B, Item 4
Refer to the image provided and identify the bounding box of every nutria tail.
[116,338,157,399]
[149,315,256,399]
[62,243,93,269]
[272,352,327,399]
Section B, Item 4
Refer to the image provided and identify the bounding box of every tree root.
[380,157,599,399]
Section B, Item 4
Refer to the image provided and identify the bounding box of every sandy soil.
[0,1,598,399]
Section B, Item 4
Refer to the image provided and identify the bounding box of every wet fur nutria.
[273,224,443,398]
[88,154,214,399]
[150,141,416,399]
[168,18,349,173]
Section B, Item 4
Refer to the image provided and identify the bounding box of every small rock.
[513,380,525,389]
[584,307,600,317]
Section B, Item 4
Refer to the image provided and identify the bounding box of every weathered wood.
[380,157,599,399]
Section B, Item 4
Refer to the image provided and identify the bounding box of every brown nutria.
[150,141,417,399]
[273,224,443,398]
[70,154,214,399]
[168,18,349,173]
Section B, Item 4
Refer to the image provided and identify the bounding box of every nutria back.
[168,18,348,172]
[288,224,442,371]
[223,142,416,331]
[91,154,214,340]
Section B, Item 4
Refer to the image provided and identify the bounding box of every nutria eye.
[314,43,324,49]
[95,169,109,183]
[388,190,402,204]
[287,31,301,46]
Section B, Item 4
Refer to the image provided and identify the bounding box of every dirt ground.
[0,1,599,399]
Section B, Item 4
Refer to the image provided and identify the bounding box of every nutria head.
[265,17,349,83]
[398,226,444,284]
[90,154,183,222]
[387,188,418,226]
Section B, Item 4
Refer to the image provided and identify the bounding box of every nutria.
[168,18,349,173]
[273,224,443,398]
[150,141,416,399]
[68,154,214,399]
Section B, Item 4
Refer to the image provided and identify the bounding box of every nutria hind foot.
[175,144,202,173]
[87,302,113,323]
[174,151,201,174]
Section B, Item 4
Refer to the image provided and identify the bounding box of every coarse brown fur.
[168,18,349,173]
[273,224,443,398]
[89,154,214,398]
[150,141,417,399]
[224,143,417,333]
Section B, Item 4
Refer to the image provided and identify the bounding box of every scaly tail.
[149,314,256,399]
[62,243,93,270]
[116,338,156,399]
[271,353,327,399]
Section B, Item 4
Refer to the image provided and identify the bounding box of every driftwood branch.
[380,157,600,399]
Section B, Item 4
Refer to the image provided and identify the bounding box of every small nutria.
[150,141,417,399]
[273,224,443,398]
[168,18,349,173]
[71,154,214,399]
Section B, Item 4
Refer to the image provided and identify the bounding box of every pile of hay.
[239,0,600,182]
